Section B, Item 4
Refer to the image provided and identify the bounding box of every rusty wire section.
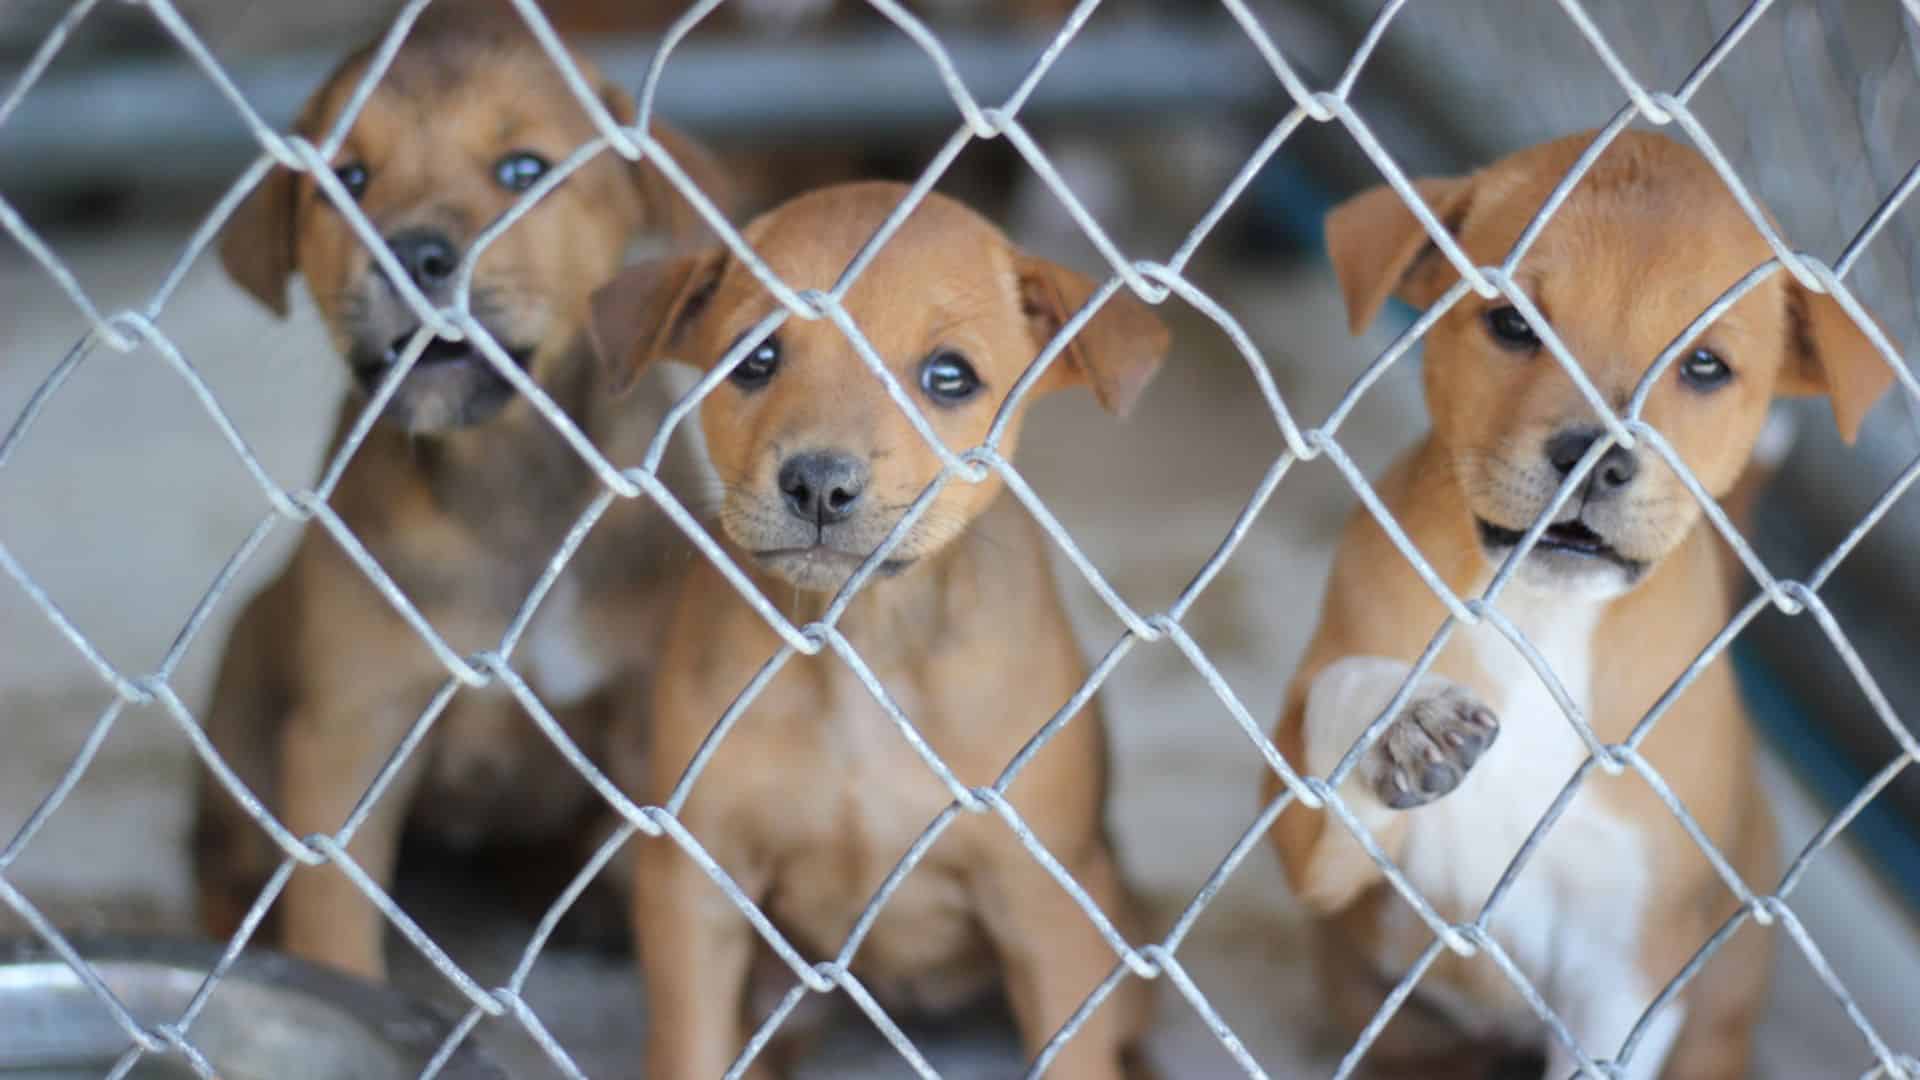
[2,0,1919,1077]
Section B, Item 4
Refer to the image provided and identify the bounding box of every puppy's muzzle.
[390,227,458,292]
[1545,426,1638,496]
[348,227,532,395]
[778,450,868,526]
[1478,426,1644,573]
[743,450,914,584]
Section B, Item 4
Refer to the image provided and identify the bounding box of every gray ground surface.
[4,224,1918,1077]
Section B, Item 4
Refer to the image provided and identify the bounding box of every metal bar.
[0,23,1280,197]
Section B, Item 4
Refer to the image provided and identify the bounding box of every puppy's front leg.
[1306,657,1499,812]
[634,838,767,1079]
[977,834,1146,1080]
[1285,657,1499,912]
[277,699,428,979]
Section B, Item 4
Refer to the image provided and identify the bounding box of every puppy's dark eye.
[920,350,982,404]
[494,151,550,193]
[729,333,781,390]
[334,162,370,200]
[1485,305,1540,351]
[1679,347,1733,391]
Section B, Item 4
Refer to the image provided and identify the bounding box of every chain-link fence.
[2,0,1918,1077]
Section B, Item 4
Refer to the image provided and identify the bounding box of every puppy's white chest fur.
[1418,588,1648,1011]
[1311,584,1669,1065]
[522,575,611,708]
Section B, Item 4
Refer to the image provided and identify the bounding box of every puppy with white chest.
[1264,131,1893,1079]
[192,11,728,979]
[590,182,1168,1078]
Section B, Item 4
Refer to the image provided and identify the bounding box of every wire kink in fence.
[0,0,1916,1077]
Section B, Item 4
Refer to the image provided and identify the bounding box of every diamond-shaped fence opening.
[2,0,1919,1076]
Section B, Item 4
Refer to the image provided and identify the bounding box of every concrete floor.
[4,220,1919,1078]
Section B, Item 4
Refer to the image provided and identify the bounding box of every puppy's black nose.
[387,228,458,290]
[778,451,867,526]
[1546,427,1638,493]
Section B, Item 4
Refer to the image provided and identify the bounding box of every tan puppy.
[192,12,728,979]
[1263,130,1893,1079]
[589,182,1166,1078]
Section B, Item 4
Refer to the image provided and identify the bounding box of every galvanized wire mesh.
[2,0,1918,1077]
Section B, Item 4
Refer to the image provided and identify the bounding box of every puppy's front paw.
[1362,686,1498,809]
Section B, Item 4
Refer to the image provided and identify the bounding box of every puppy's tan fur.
[1264,131,1892,1079]
[591,182,1166,1078]
[192,14,728,979]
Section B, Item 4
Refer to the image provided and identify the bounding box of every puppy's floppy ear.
[1324,176,1474,335]
[219,70,347,317]
[1776,282,1896,444]
[219,161,302,317]
[589,251,722,396]
[598,82,734,247]
[1017,256,1170,418]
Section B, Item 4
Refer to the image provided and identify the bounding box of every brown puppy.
[590,182,1166,1078]
[1263,131,1892,1079]
[193,13,728,979]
